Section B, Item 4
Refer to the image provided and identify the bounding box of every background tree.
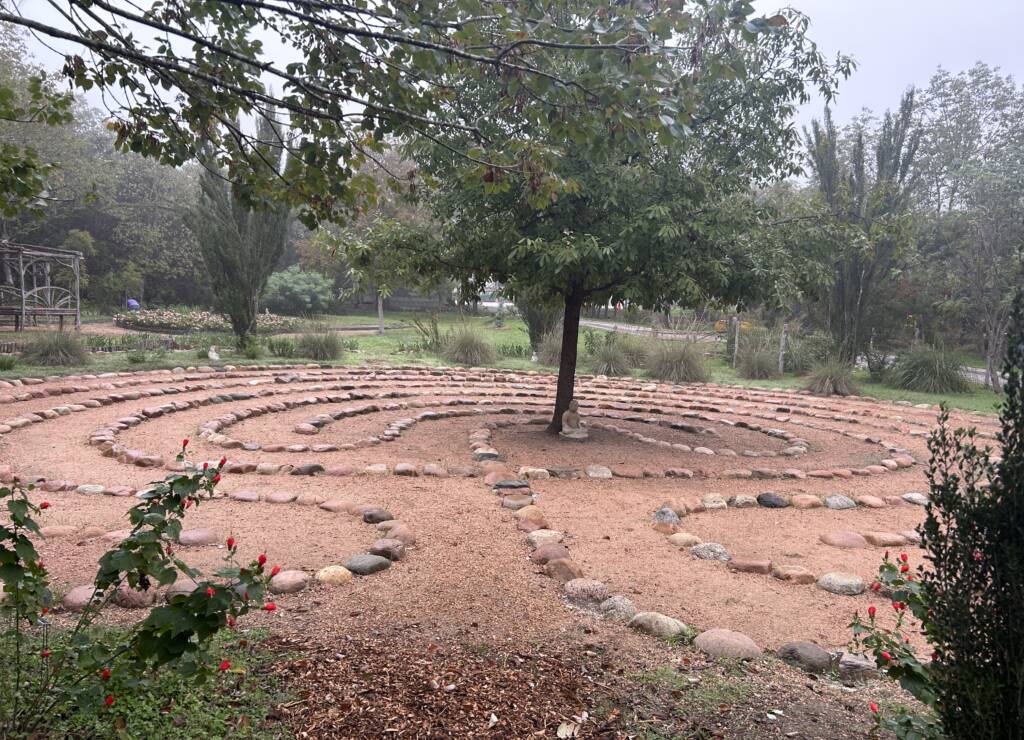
[916,64,1024,389]
[263,265,334,316]
[317,217,439,335]
[803,93,922,361]
[395,8,851,430]
[186,114,293,347]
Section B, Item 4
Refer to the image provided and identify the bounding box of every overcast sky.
[771,0,1024,128]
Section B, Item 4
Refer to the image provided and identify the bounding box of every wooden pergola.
[0,241,82,331]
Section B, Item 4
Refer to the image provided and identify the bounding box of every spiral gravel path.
[0,363,998,656]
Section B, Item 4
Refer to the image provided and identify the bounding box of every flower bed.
[113,308,298,334]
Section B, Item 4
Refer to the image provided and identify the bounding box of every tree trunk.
[547,291,584,434]
[376,292,385,336]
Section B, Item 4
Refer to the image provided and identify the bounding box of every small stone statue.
[207,345,220,361]
[559,399,588,440]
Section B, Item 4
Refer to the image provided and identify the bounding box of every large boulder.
[628,612,696,641]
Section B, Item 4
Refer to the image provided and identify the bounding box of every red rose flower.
[227,536,235,549]
[899,553,908,563]
[871,581,881,591]
[219,457,227,467]
[182,438,189,448]
[40,501,50,509]
[270,565,281,577]
[41,649,50,658]
[102,667,111,680]
[258,553,267,567]
[219,659,231,671]
[212,473,221,484]
[868,606,876,618]
[206,587,215,597]
[881,651,892,662]
[203,462,209,470]
[263,602,277,612]
[869,702,879,713]
[900,564,909,573]
[105,695,115,706]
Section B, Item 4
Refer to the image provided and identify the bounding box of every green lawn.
[0,312,1001,415]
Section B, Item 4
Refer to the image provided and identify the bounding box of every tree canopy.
[0,0,833,227]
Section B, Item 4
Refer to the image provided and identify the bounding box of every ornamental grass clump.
[589,339,632,376]
[804,358,858,396]
[737,348,779,379]
[0,444,276,736]
[646,341,709,383]
[20,331,89,366]
[851,291,1024,738]
[536,328,563,366]
[891,345,970,394]
[442,326,495,366]
[297,330,342,361]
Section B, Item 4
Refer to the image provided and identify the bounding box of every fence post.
[778,322,787,375]
[731,316,740,368]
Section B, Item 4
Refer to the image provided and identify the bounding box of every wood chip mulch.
[266,634,616,738]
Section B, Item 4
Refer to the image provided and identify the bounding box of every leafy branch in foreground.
[0,441,280,736]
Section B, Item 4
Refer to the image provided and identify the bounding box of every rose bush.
[113,308,298,334]
[0,443,278,736]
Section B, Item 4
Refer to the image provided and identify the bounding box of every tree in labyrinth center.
[394,8,852,431]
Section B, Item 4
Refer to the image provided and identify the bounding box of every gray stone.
[269,569,310,594]
[362,508,394,524]
[562,578,609,605]
[701,495,728,510]
[628,611,696,641]
[727,494,758,508]
[653,506,681,525]
[667,532,702,548]
[690,542,731,561]
[585,464,613,479]
[817,571,865,596]
[824,494,857,510]
[778,641,832,673]
[526,529,564,549]
[344,553,392,575]
[178,528,221,546]
[902,492,929,506]
[838,652,878,682]
[165,577,199,601]
[599,595,637,622]
[290,463,325,476]
[756,491,789,508]
[694,629,762,660]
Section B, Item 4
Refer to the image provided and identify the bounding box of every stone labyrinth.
[0,364,1000,664]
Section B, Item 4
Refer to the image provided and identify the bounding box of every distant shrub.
[411,313,447,354]
[536,329,562,366]
[646,342,709,383]
[589,340,630,376]
[738,349,779,379]
[615,333,651,367]
[20,332,89,366]
[784,331,834,374]
[242,339,263,360]
[114,307,297,333]
[262,265,334,315]
[297,331,342,361]
[804,358,858,396]
[126,349,149,364]
[0,355,16,371]
[891,346,970,394]
[515,299,561,349]
[497,341,531,359]
[443,327,495,366]
[266,336,296,358]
